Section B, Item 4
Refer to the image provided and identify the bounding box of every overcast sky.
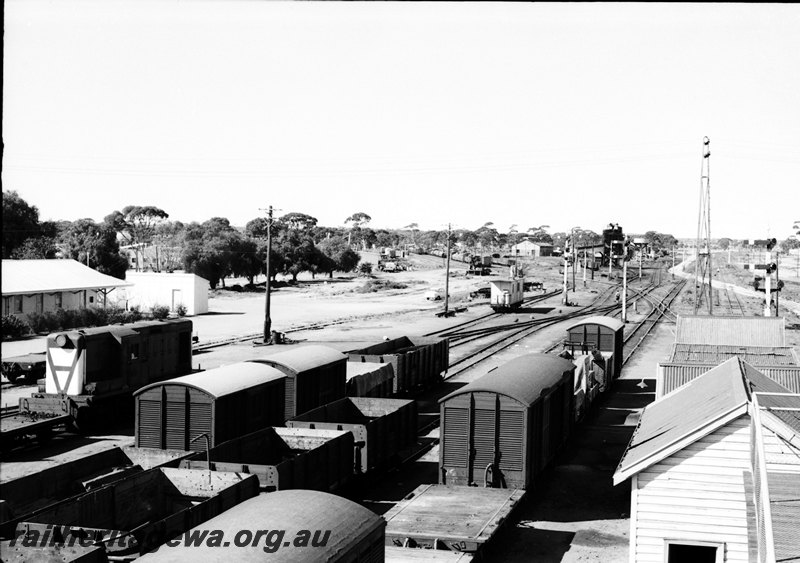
[3,1,799,240]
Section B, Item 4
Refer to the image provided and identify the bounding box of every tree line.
[5,190,707,288]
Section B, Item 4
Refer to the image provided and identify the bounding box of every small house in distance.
[510,240,553,258]
[120,271,209,315]
[613,358,800,563]
[1,259,130,318]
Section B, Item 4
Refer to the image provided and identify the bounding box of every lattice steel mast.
[694,136,713,314]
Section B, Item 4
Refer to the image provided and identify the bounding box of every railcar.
[135,490,386,562]
[489,277,524,312]
[439,354,574,490]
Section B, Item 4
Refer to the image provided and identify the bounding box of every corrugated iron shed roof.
[135,362,285,399]
[567,315,624,332]
[675,315,786,346]
[613,358,790,484]
[757,392,800,435]
[669,343,800,366]
[767,471,800,562]
[136,490,384,562]
[1,259,131,295]
[253,345,346,375]
[440,354,574,407]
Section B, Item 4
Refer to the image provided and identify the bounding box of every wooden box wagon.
[253,345,347,420]
[439,354,574,489]
[134,362,286,450]
[563,316,623,379]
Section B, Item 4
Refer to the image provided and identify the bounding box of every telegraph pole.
[444,223,452,317]
[262,206,274,344]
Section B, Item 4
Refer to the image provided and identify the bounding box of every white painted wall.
[630,416,800,563]
[120,272,209,315]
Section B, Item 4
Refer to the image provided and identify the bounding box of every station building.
[1,259,129,318]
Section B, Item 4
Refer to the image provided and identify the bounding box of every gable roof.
[613,358,790,485]
[1,259,130,295]
[675,315,786,346]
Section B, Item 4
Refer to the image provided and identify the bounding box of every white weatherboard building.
[120,272,209,315]
[614,358,800,563]
[1,259,130,318]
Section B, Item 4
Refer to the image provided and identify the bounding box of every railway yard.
[2,253,800,562]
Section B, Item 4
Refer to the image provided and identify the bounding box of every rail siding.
[632,417,756,563]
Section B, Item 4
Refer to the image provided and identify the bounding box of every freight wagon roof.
[669,343,800,366]
[1,259,131,295]
[253,345,345,374]
[567,316,624,332]
[135,362,285,399]
[440,354,574,407]
[136,490,385,562]
[675,315,785,346]
[613,358,791,485]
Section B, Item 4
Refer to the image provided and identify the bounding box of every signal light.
[766,238,777,251]
[766,262,777,274]
[753,277,762,292]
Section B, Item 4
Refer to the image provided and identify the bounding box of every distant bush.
[175,304,188,317]
[358,262,373,276]
[2,315,31,339]
[151,304,171,320]
[356,279,408,294]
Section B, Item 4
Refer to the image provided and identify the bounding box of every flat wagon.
[136,490,386,562]
[287,397,417,474]
[10,467,258,558]
[134,362,286,450]
[439,354,574,489]
[347,336,449,394]
[384,484,524,554]
[563,316,623,379]
[253,345,347,419]
[180,426,354,492]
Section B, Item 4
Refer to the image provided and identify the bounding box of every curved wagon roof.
[252,345,346,374]
[440,354,574,407]
[137,490,385,562]
[135,362,285,399]
[567,315,624,332]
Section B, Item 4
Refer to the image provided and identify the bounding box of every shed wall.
[122,273,209,315]
[632,417,755,563]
